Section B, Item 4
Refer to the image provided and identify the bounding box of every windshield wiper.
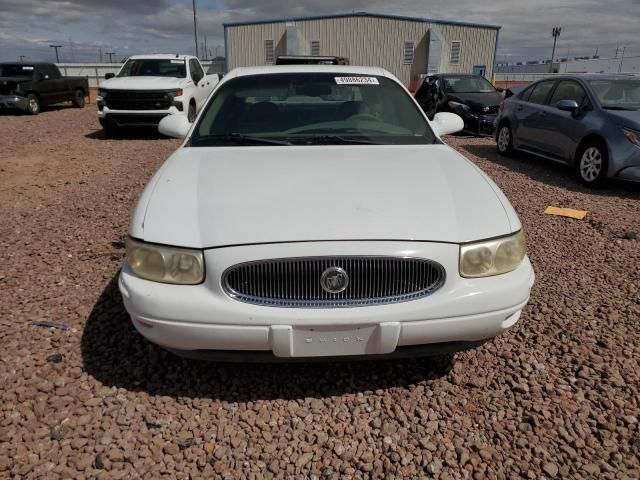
[603,106,637,111]
[191,133,291,146]
[290,135,383,145]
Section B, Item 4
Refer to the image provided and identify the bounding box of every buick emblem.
[320,267,349,294]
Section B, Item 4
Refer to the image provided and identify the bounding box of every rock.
[46,353,64,363]
[50,425,70,441]
[163,443,179,456]
[543,462,559,477]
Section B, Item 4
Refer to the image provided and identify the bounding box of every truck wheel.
[72,89,86,108]
[187,102,196,123]
[26,94,40,115]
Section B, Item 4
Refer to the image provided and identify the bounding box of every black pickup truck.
[0,63,89,114]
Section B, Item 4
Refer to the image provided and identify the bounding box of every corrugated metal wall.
[226,17,498,87]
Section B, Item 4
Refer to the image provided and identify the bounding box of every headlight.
[125,237,204,284]
[448,101,470,112]
[168,89,183,98]
[460,230,526,278]
[97,89,108,99]
[623,128,640,147]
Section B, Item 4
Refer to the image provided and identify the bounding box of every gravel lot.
[1,106,639,479]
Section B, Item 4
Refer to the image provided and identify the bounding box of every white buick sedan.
[119,65,535,361]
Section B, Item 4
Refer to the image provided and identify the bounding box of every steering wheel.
[348,113,380,122]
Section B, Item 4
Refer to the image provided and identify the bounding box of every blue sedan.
[496,75,640,187]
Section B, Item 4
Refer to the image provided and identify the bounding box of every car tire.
[72,89,85,108]
[187,102,196,123]
[576,140,608,188]
[496,123,513,155]
[26,93,40,115]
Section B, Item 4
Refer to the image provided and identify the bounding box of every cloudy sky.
[0,0,637,64]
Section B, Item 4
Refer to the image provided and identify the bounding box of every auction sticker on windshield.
[335,77,379,85]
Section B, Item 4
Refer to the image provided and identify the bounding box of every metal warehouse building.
[224,12,500,89]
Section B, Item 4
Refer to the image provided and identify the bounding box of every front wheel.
[26,94,40,115]
[576,141,608,188]
[496,123,513,155]
[72,89,85,108]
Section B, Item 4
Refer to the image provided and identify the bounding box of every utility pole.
[99,47,103,63]
[619,45,627,73]
[192,0,199,58]
[204,34,208,61]
[549,27,561,73]
[105,52,115,63]
[19,55,26,62]
[50,44,63,63]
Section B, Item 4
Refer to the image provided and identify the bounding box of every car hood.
[605,109,640,129]
[448,92,502,110]
[100,76,186,90]
[136,145,518,248]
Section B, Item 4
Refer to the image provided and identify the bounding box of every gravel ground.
[1,107,639,479]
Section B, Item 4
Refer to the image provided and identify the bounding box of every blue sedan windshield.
[589,79,640,110]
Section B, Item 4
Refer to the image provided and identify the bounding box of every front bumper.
[98,106,182,127]
[119,241,535,360]
[462,112,498,136]
[0,94,29,111]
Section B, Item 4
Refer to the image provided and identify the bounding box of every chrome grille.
[223,257,445,308]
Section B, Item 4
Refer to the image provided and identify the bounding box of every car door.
[188,59,207,110]
[514,79,556,151]
[539,80,591,161]
[35,65,59,105]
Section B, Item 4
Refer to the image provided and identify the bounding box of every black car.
[0,63,88,114]
[415,74,503,135]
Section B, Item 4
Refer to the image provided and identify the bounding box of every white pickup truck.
[97,54,219,136]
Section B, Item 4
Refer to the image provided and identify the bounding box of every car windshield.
[0,64,35,77]
[443,76,495,93]
[191,73,436,146]
[588,79,640,110]
[118,59,186,78]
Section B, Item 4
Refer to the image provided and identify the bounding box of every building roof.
[223,11,501,31]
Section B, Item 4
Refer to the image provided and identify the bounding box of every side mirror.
[557,99,579,112]
[105,73,115,80]
[158,114,191,138]
[432,112,464,136]
[496,87,504,93]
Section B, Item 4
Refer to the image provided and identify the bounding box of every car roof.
[225,64,391,80]
[532,74,638,83]
[128,54,195,61]
[437,73,483,78]
[0,62,55,66]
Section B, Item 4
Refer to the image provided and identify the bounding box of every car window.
[192,73,437,146]
[588,79,640,110]
[189,59,205,83]
[443,76,495,93]
[118,59,186,78]
[549,80,586,106]
[527,81,555,105]
[0,64,36,77]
